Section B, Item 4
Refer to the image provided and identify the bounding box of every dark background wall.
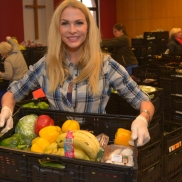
[0,0,116,42]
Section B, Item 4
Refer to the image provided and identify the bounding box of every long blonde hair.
[169,28,181,39]
[46,0,103,95]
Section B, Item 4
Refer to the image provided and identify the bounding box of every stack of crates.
[106,87,164,181]
[131,31,169,66]
[157,60,182,181]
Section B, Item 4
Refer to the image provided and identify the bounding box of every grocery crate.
[0,108,137,182]
[137,161,163,182]
[164,110,182,124]
[146,114,163,145]
[163,147,182,179]
[131,38,145,47]
[137,140,162,171]
[106,87,164,117]
[158,65,178,76]
[163,170,182,182]
[163,94,182,111]
[105,93,138,116]
[163,121,182,155]
[132,65,158,79]
[159,77,173,94]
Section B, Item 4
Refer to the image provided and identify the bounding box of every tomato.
[34,115,54,135]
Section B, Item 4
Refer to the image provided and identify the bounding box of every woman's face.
[59,7,88,52]
[113,29,123,37]
[175,30,182,38]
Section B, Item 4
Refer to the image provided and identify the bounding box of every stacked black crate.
[144,31,169,56]
[131,38,148,66]
[131,31,169,66]
[106,87,164,182]
[158,63,182,181]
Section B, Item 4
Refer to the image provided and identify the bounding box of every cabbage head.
[15,114,38,145]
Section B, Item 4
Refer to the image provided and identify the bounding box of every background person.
[0,36,28,83]
[101,23,138,75]
[0,0,154,147]
[166,28,182,55]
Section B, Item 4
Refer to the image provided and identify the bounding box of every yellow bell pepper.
[114,128,131,146]
[39,126,62,143]
[31,137,50,153]
[62,120,80,133]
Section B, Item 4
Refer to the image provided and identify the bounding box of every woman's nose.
[69,24,76,33]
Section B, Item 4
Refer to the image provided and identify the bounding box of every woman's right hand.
[0,106,13,134]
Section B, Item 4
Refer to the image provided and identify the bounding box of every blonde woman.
[0,0,154,147]
[166,28,182,55]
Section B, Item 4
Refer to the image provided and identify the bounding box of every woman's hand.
[129,115,150,147]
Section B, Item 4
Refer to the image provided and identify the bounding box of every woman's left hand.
[129,115,150,147]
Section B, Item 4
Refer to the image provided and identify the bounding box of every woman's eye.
[76,21,84,25]
[61,22,68,26]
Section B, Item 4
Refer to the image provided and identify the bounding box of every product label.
[64,131,75,158]
[111,154,122,162]
[122,155,128,164]
[169,141,182,153]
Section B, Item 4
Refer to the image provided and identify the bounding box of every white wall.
[22,0,54,46]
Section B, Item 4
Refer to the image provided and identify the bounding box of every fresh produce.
[61,120,80,133]
[31,137,50,153]
[44,130,100,161]
[39,160,65,169]
[56,147,90,160]
[39,126,62,143]
[111,87,118,93]
[0,134,27,150]
[34,115,54,135]
[15,114,38,145]
[114,128,131,146]
[139,85,156,93]
[22,101,49,109]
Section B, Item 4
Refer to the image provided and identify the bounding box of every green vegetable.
[0,134,27,149]
[38,160,65,169]
[15,114,38,145]
[37,102,49,109]
[22,101,49,109]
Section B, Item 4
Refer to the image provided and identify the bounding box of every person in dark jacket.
[101,23,138,75]
[166,28,182,55]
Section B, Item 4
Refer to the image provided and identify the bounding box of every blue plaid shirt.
[8,54,149,114]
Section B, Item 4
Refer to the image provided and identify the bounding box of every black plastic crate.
[159,77,173,94]
[137,161,163,182]
[106,87,163,117]
[0,108,137,182]
[132,65,158,79]
[106,93,138,116]
[163,94,182,111]
[137,140,162,171]
[173,78,182,94]
[147,114,163,145]
[131,38,145,47]
[158,65,178,76]
[163,121,182,155]
[163,147,182,179]
[163,170,182,182]
[164,110,182,124]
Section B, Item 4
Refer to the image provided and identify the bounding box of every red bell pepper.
[34,115,54,135]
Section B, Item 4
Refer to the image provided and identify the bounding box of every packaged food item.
[102,144,134,166]
[96,133,109,162]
